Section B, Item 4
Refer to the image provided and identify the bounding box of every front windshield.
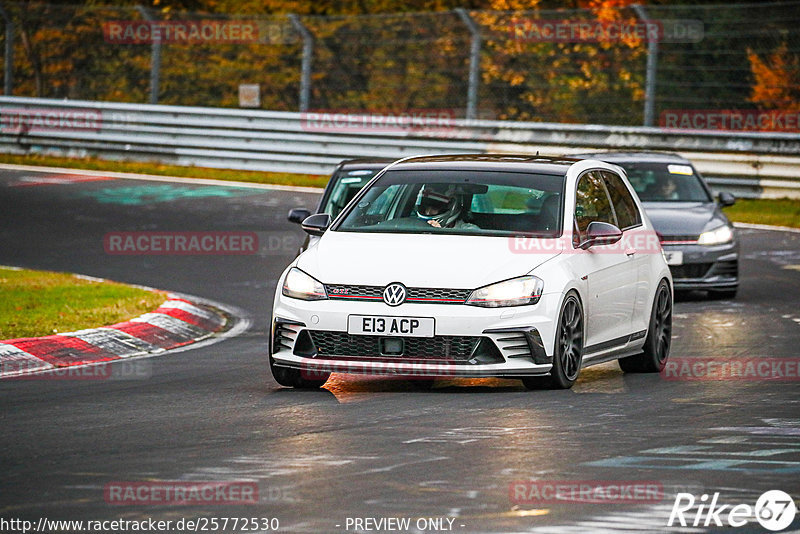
[335,169,565,237]
[321,168,381,218]
[620,162,711,202]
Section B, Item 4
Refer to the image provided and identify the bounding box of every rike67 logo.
[669,490,797,531]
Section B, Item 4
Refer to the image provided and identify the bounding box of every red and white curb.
[0,295,234,378]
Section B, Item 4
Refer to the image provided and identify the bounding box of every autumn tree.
[748,43,800,112]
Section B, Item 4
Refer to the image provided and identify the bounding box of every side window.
[350,184,403,223]
[602,172,642,230]
[575,172,616,242]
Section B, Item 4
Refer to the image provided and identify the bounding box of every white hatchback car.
[270,155,673,390]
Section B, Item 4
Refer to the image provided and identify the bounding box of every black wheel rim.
[654,286,672,363]
[559,298,583,380]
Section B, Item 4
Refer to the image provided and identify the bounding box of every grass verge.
[0,153,327,188]
[0,267,166,340]
[723,198,800,229]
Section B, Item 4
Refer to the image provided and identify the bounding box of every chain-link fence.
[0,1,797,127]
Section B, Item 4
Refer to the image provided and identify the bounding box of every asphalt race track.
[1,167,799,534]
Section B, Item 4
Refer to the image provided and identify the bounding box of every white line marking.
[0,163,324,193]
[734,222,800,234]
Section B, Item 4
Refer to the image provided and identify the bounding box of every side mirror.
[580,221,623,250]
[718,192,736,207]
[301,213,332,237]
[288,208,312,224]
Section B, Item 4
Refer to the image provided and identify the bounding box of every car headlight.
[697,225,733,245]
[282,268,327,301]
[466,276,544,308]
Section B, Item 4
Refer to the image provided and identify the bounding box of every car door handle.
[625,248,636,257]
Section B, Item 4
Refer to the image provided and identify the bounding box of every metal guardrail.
[0,97,798,198]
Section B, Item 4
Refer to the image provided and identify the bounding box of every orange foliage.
[748,43,800,112]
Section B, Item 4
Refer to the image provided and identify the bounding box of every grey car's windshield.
[321,168,381,218]
[620,162,711,202]
[335,170,565,237]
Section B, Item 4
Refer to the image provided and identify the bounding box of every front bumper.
[270,292,562,378]
[663,242,738,290]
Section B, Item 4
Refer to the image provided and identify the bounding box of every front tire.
[522,292,584,390]
[269,355,329,388]
[268,329,329,388]
[619,279,672,373]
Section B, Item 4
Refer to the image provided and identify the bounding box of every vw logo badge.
[383,283,407,306]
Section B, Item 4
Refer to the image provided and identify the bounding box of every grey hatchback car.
[287,158,394,255]
[573,152,738,298]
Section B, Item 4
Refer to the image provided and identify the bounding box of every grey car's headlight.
[466,276,544,308]
[282,268,327,301]
[697,225,733,246]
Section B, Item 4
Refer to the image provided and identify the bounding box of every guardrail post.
[633,4,657,127]
[136,5,161,105]
[0,4,13,95]
[455,8,481,121]
[289,14,313,113]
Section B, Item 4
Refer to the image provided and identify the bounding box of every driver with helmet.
[416,184,478,229]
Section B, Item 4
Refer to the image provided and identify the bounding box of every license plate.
[347,315,435,337]
[664,251,683,266]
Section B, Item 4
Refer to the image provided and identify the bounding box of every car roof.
[337,158,395,171]
[390,154,578,175]
[570,151,692,165]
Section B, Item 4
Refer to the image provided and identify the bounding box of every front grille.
[660,234,699,244]
[306,330,481,361]
[670,263,713,279]
[325,284,471,304]
[409,287,472,302]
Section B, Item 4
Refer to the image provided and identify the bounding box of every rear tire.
[522,292,584,390]
[619,280,672,373]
